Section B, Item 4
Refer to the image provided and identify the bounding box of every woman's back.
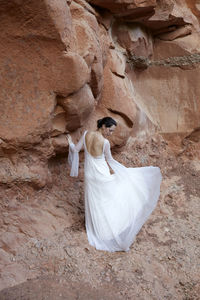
[85,131,104,157]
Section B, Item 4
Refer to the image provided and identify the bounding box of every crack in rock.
[127,53,200,69]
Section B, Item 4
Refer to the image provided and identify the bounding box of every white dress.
[68,131,162,252]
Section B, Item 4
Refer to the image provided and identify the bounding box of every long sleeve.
[104,139,126,173]
[68,133,85,177]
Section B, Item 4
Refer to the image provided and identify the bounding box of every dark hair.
[97,117,117,129]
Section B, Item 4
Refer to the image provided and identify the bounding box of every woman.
[67,117,162,252]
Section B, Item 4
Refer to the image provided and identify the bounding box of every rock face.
[57,84,95,132]
[0,0,200,187]
[0,0,200,298]
[88,0,157,17]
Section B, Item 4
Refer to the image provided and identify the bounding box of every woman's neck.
[96,128,104,137]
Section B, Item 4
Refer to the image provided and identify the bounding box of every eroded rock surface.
[0,0,200,186]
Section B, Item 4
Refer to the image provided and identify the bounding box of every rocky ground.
[0,135,200,300]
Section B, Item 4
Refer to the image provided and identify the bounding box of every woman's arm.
[104,139,126,173]
[67,133,85,177]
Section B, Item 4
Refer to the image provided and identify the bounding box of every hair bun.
[97,118,103,129]
[97,117,117,129]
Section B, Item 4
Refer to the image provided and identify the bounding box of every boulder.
[101,53,137,128]
[0,156,51,189]
[70,1,104,100]
[57,84,95,132]
[51,106,67,137]
[112,22,153,58]
[157,25,192,41]
[87,0,156,17]
[51,134,68,153]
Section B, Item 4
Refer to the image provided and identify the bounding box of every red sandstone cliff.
[0,0,199,188]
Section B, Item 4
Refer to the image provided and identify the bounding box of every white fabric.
[68,134,85,177]
[68,131,162,252]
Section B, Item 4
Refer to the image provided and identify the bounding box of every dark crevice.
[111,71,125,79]
[184,127,200,143]
[107,108,133,128]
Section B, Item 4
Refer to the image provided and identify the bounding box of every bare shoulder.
[85,130,94,142]
[86,131,104,143]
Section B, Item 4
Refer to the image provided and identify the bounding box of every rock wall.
[0,0,200,184]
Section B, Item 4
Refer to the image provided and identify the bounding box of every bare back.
[85,131,105,157]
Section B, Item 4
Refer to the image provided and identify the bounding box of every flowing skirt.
[84,156,162,252]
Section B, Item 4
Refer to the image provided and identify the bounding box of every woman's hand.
[66,134,72,144]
